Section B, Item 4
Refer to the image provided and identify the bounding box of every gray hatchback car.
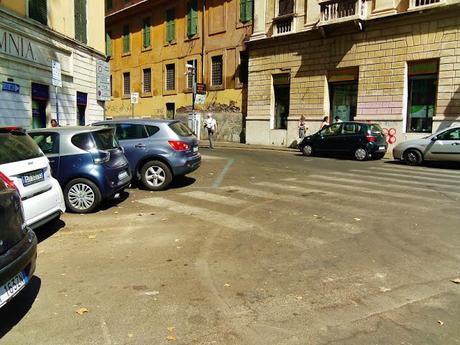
[92,119,201,191]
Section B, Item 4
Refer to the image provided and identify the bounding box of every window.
[123,72,131,96]
[166,103,175,119]
[165,64,175,91]
[106,0,113,11]
[240,0,253,23]
[123,24,130,54]
[329,68,359,122]
[239,51,249,84]
[342,123,362,134]
[28,0,47,25]
[74,0,87,44]
[143,68,152,93]
[187,60,197,89]
[407,60,438,133]
[106,30,112,57]
[115,124,147,140]
[0,131,43,165]
[30,133,60,154]
[321,123,342,136]
[437,128,460,140]
[143,17,151,49]
[273,74,290,129]
[278,0,294,15]
[211,55,223,86]
[187,0,198,37]
[146,125,160,137]
[166,8,175,43]
[169,122,193,136]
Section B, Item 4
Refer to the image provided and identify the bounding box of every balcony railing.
[273,14,294,35]
[320,0,366,23]
[410,0,441,8]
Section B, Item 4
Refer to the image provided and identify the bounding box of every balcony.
[319,0,367,24]
[409,0,442,9]
[273,14,294,35]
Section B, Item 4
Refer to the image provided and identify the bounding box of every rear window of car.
[30,132,60,154]
[71,133,95,151]
[92,129,119,150]
[146,125,160,137]
[369,124,384,135]
[0,131,44,165]
[169,122,193,137]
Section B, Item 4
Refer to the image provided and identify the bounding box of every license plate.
[118,171,129,181]
[22,169,44,186]
[193,146,198,152]
[378,146,386,151]
[0,271,28,308]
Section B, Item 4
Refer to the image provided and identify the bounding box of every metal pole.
[192,66,197,135]
[55,86,59,124]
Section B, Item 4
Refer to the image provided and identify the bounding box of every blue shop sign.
[2,82,20,93]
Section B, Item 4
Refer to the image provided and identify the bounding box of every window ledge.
[141,92,152,98]
[164,40,177,47]
[122,95,131,99]
[236,20,252,29]
[164,90,177,96]
[121,52,131,57]
[141,46,152,52]
[185,35,199,42]
[208,85,224,91]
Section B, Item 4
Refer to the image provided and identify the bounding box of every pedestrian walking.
[334,116,343,123]
[320,116,329,129]
[298,115,308,139]
[204,113,217,149]
[50,119,59,127]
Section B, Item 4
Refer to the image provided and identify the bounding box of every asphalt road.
[1,148,460,345]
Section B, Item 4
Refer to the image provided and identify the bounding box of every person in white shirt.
[204,113,217,149]
[334,116,343,123]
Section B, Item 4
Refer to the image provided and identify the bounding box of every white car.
[0,127,65,229]
[393,126,460,165]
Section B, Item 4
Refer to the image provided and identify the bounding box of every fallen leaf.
[75,307,89,315]
[224,283,231,287]
[438,320,444,326]
[88,235,96,239]
[166,335,177,341]
[167,326,175,332]
[353,218,361,221]
[450,277,460,284]
[161,218,168,221]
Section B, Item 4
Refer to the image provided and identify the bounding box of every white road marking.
[181,191,248,206]
[200,155,226,160]
[377,163,460,176]
[349,169,460,185]
[367,166,460,179]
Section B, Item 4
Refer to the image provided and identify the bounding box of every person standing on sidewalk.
[298,115,308,139]
[204,113,217,149]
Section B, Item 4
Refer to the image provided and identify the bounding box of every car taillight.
[94,150,111,164]
[168,140,189,151]
[0,171,17,190]
[366,135,377,142]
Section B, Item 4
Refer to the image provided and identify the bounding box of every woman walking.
[320,116,329,129]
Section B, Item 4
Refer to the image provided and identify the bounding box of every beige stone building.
[246,0,460,147]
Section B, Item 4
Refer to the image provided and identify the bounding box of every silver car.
[393,126,460,165]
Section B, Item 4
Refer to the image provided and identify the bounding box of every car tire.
[302,145,314,157]
[404,149,423,166]
[64,178,101,213]
[354,147,369,161]
[140,160,172,191]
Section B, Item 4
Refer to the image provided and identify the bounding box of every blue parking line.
[212,158,235,188]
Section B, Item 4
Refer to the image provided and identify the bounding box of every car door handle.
[135,143,146,148]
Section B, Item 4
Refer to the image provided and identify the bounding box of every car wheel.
[64,178,101,213]
[140,160,172,191]
[354,147,368,161]
[302,145,313,156]
[404,149,423,166]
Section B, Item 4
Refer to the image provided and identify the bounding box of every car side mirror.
[431,136,437,142]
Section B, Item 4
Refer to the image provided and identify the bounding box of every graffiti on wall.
[383,128,397,144]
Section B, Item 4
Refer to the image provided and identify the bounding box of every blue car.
[28,127,132,213]
[92,119,201,191]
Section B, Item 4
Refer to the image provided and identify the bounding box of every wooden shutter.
[187,0,198,37]
[166,9,175,42]
[123,24,130,53]
[29,0,47,25]
[106,31,112,57]
[246,0,253,22]
[240,0,247,22]
[143,18,151,48]
[74,0,87,44]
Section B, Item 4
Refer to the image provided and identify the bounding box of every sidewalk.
[198,140,297,152]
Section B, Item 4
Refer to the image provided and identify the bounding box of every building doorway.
[273,74,290,129]
[31,83,49,128]
[329,68,358,122]
[77,92,87,126]
[166,102,175,119]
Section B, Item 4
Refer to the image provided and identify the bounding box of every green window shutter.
[187,0,198,37]
[166,9,175,42]
[29,0,47,25]
[246,0,253,22]
[106,31,112,57]
[74,0,87,44]
[123,24,130,53]
[143,18,151,48]
[240,0,247,22]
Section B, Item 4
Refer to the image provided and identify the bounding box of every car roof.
[28,126,111,135]
[93,119,178,125]
[336,121,378,125]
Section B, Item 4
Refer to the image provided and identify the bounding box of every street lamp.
[186,63,198,135]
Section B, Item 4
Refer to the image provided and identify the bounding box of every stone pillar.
[251,0,267,40]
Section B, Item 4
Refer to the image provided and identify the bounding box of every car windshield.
[169,121,194,137]
[92,129,119,150]
[0,131,44,165]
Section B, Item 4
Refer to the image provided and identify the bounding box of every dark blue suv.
[93,119,201,191]
[29,127,132,213]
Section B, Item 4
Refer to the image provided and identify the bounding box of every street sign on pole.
[131,92,139,104]
[195,94,206,104]
[51,60,62,87]
[96,60,111,101]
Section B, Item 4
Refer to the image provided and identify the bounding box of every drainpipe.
[201,0,205,83]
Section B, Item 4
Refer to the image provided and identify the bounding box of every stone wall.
[246,8,460,147]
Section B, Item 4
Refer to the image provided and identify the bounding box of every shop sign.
[0,28,36,62]
[2,81,20,93]
[96,60,111,101]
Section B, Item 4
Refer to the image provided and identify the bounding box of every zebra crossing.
[136,163,460,248]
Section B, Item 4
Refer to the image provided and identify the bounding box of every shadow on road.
[35,218,66,243]
[101,190,130,210]
[169,176,196,189]
[0,276,41,338]
[384,160,460,171]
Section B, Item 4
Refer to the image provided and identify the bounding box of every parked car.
[92,119,201,191]
[28,127,132,213]
[0,127,65,229]
[298,121,388,161]
[0,169,37,309]
[393,126,460,166]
